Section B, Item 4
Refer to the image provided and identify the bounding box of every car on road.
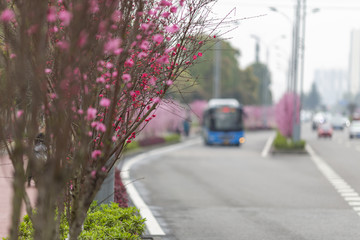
[330,114,350,130]
[349,120,360,139]
[317,123,333,138]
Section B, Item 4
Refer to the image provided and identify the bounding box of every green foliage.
[164,133,181,143]
[180,39,261,104]
[79,203,145,240]
[124,141,140,152]
[273,131,305,150]
[15,203,145,240]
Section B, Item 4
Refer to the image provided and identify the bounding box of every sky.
[209,0,360,102]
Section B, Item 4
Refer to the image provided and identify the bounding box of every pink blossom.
[96,122,106,132]
[87,107,97,120]
[0,9,15,22]
[138,52,148,58]
[149,77,157,86]
[170,6,177,13]
[105,62,113,69]
[153,97,161,103]
[45,68,52,74]
[166,80,173,85]
[160,0,172,6]
[124,59,134,67]
[114,48,123,55]
[165,24,179,33]
[104,38,121,54]
[161,12,170,18]
[96,76,105,83]
[198,52,203,57]
[47,7,57,22]
[91,150,102,159]
[111,10,122,22]
[56,40,70,50]
[59,10,72,26]
[122,74,131,82]
[101,167,107,172]
[193,55,197,60]
[78,31,88,48]
[152,34,163,43]
[112,136,117,142]
[180,0,185,6]
[89,0,99,13]
[140,40,149,50]
[157,55,169,64]
[78,109,84,115]
[100,98,111,107]
[16,110,23,118]
[10,53,16,59]
[141,23,150,31]
[91,170,96,178]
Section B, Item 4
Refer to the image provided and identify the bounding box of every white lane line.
[306,145,360,217]
[121,138,201,236]
[261,134,275,158]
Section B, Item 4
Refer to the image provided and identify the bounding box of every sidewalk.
[0,154,37,239]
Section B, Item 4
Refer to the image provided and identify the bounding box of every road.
[128,127,360,240]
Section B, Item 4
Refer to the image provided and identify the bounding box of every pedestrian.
[26,132,47,187]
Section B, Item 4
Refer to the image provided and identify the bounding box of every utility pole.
[292,0,301,142]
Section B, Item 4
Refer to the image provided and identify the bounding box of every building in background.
[349,29,360,98]
[313,69,348,107]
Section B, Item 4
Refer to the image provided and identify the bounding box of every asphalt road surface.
[129,127,360,240]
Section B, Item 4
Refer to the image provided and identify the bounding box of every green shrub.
[15,202,145,240]
[164,133,181,143]
[273,131,305,150]
[124,141,140,152]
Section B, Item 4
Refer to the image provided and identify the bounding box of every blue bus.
[202,98,245,146]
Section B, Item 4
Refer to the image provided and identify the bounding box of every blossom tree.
[275,92,300,138]
[0,0,218,239]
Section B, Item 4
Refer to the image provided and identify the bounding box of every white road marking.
[120,138,201,236]
[261,134,275,158]
[306,145,360,217]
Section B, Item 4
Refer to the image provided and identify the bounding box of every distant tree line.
[171,39,272,105]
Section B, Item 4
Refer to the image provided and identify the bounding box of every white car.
[349,120,360,139]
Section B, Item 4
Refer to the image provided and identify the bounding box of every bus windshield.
[205,106,243,131]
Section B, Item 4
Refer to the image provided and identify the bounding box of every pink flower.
[0,9,15,22]
[96,76,105,83]
[78,31,88,48]
[59,10,72,26]
[161,12,170,18]
[89,0,99,14]
[78,109,84,115]
[166,80,173,85]
[47,7,57,22]
[165,24,179,33]
[198,52,203,57]
[141,23,150,31]
[16,110,23,118]
[180,0,185,6]
[45,68,52,74]
[96,122,106,132]
[138,52,148,58]
[122,74,131,82]
[87,107,97,120]
[105,62,113,69]
[140,40,149,50]
[101,167,107,172]
[99,98,111,107]
[91,150,102,159]
[91,170,97,178]
[10,53,16,59]
[160,0,172,6]
[104,38,122,54]
[170,6,177,13]
[157,55,169,64]
[124,59,134,67]
[152,34,163,43]
[192,55,197,60]
[56,40,70,50]
[111,10,122,22]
